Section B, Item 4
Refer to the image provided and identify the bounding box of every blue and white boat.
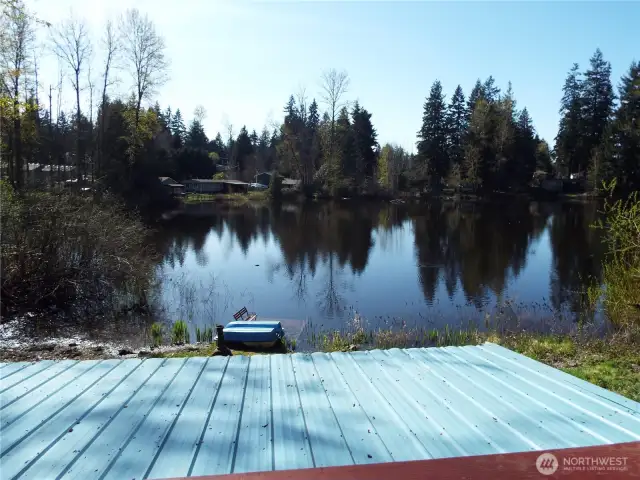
[222,320,284,348]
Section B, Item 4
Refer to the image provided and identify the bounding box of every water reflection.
[154,199,606,333]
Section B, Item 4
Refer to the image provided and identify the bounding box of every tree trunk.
[13,94,23,190]
[76,72,82,188]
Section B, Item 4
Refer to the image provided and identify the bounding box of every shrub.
[195,325,213,343]
[171,320,190,344]
[150,322,164,347]
[591,180,640,327]
[0,181,156,317]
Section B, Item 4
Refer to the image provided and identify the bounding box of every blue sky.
[32,1,639,152]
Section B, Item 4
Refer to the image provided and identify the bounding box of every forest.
[2,1,639,209]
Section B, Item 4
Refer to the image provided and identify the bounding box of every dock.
[1,343,639,479]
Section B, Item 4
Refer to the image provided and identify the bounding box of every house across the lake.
[182,178,250,194]
[254,171,301,189]
[158,177,185,196]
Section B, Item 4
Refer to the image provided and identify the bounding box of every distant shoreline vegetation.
[2,1,638,209]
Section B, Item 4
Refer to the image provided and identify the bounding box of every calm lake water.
[153,199,609,343]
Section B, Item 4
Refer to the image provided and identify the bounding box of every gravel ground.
[0,317,204,362]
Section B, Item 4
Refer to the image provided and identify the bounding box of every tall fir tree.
[307,99,322,172]
[163,106,172,130]
[467,79,485,116]
[351,102,378,183]
[464,99,496,190]
[336,106,357,181]
[416,80,449,189]
[446,85,467,185]
[514,108,537,188]
[612,61,640,189]
[482,76,501,103]
[256,127,271,173]
[250,129,259,147]
[208,132,227,159]
[555,63,585,175]
[171,109,187,148]
[494,82,517,187]
[583,49,615,171]
[232,126,254,175]
[186,118,208,149]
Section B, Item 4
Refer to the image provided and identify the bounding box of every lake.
[152,199,609,345]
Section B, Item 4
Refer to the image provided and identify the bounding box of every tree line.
[556,51,640,191]
[2,0,639,209]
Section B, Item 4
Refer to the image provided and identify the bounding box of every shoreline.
[3,328,637,402]
[177,189,604,209]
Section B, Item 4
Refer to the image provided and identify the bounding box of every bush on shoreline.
[0,181,157,318]
[590,181,640,327]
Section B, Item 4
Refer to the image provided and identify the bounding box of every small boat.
[223,320,284,348]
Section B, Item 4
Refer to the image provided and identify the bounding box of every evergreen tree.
[336,106,357,181]
[171,109,187,148]
[494,82,517,187]
[208,132,227,159]
[612,61,640,190]
[583,49,615,171]
[555,63,585,176]
[163,106,172,129]
[446,85,467,173]
[467,79,484,115]
[308,99,320,132]
[250,129,258,147]
[232,126,253,175]
[268,128,280,171]
[307,99,322,172]
[416,80,449,189]
[482,75,501,103]
[535,138,553,173]
[257,127,271,173]
[186,118,208,149]
[279,95,304,178]
[464,99,496,190]
[351,101,378,183]
[152,102,166,129]
[514,108,537,188]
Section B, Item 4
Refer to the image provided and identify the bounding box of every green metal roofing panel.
[1,344,639,480]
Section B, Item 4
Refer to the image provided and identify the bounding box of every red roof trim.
[158,441,640,480]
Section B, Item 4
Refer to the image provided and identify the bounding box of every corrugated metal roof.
[1,343,639,480]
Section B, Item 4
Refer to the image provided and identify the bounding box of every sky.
[28,0,640,152]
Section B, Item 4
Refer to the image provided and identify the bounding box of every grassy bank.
[184,191,269,205]
[310,326,639,402]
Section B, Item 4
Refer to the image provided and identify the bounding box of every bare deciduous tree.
[222,115,234,166]
[296,85,307,123]
[97,18,118,178]
[119,8,168,129]
[320,68,349,159]
[193,105,207,124]
[51,12,92,184]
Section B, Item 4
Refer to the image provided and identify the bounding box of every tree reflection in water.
[154,199,606,333]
